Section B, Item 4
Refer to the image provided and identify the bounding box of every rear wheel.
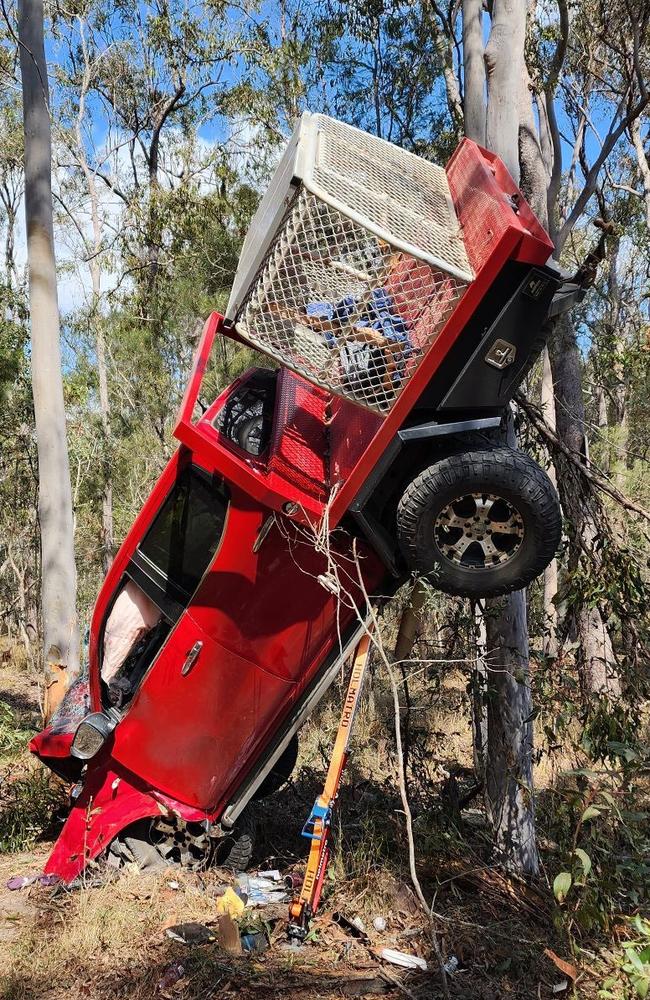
[397,448,561,598]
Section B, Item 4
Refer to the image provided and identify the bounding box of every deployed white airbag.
[101,580,162,683]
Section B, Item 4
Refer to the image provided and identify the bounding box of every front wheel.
[396,448,561,598]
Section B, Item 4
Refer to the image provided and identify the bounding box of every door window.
[138,466,229,599]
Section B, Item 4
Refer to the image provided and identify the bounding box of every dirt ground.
[0,660,631,1000]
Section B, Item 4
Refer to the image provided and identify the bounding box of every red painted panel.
[189,492,344,683]
[268,370,329,501]
[44,764,161,882]
[110,617,292,811]
[104,480,384,813]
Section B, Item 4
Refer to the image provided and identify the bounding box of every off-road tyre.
[215,810,256,871]
[396,447,561,598]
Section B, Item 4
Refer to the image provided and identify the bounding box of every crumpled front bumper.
[43,763,165,882]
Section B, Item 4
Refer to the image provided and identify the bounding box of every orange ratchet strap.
[287,628,373,941]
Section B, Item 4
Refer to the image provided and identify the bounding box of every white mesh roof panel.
[305,115,473,282]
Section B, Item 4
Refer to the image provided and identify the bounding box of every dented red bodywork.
[31,139,556,881]
[35,424,386,879]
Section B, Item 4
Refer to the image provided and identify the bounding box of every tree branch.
[516,392,650,523]
[556,91,650,252]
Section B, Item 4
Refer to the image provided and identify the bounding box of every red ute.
[32,120,569,879]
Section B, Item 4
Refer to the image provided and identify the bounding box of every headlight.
[71,712,115,760]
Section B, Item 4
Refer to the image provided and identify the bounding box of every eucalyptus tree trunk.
[461,0,486,146]
[18,0,80,719]
[74,21,114,573]
[461,0,539,874]
[471,601,488,780]
[546,314,620,696]
[484,586,537,872]
[483,0,525,181]
[605,239,629,489]
[541,348,559,659]
[393,579,428,664]
[92,250,114,575]
[630,117,650,231]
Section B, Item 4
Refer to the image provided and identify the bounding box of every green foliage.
[0,701,33,761]
[0,702,64,853]
[542,751,650,946]
[0,768,64,853]
[620,917,650,999]
[0,312,25,403]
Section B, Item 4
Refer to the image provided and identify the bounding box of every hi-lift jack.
[287,629,373,942]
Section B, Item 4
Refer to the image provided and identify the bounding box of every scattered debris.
[216,913,242,955]
[443,955,459,974]
[237,873,288,906]
[333,911,370,940]
[379,947,428,971]
[157,960,185,994]
[256,869,281,881]
[241,930,269,954]
[6,873,59,891]
[552,981,569,994]
[165,922,216,946]
[372,915,387,932]
[284,872,303,891]
[216,886,246,917]
[544,948,578,981]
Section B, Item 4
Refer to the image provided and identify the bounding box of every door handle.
[181,640,203,676]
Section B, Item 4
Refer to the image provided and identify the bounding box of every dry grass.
[0,651,643,999]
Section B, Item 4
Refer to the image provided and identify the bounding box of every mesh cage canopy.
[308,115,472,280]
[230,113,473,415]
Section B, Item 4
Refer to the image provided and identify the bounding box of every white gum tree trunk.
[462,0,487,146]
[541,347,559,659]
[74,20,114,573]
[19,0,80,719]
[483,0,526,182]
[461,0,540,875]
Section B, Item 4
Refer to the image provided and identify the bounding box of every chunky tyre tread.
[217,811,256,872]
[397,448,561,598]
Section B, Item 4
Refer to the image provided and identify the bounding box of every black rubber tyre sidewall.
[252,733,299,800]
[397,448,561,598]
[215,810,256,871]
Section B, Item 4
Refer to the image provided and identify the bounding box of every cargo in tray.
[226,113,474,415]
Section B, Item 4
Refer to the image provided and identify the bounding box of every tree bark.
[461,0,486,144]
[480,415,539,873]
[471,600,488,781]
[458,0,539,873]
[74,20,114,573]
[484,588,539,874]
[547,314,620,697]
[480,0,538,874]
[483,0,526,182]
[18,0,80,718]
[630,118,650,230]
[393,579,428,663]
[87,187,113,573]
[541,348,558,659]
